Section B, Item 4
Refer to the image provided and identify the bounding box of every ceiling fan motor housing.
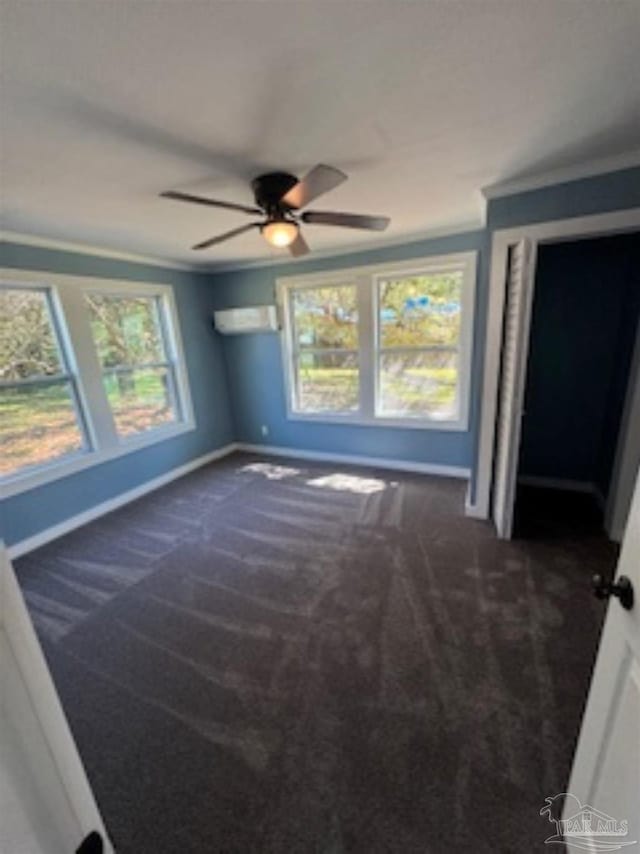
[251,171,298,214]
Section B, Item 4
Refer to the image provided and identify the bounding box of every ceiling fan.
[160,164,390,256]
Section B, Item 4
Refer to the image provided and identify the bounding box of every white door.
[605,317,640,543]
[560,469,640,850]
[492,238,536,539]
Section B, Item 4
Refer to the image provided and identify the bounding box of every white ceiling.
[1,0,640,269]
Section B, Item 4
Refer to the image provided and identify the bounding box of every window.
[86,294,179,438]
[376,270,462,420]
[0,286,88,477]
[279,253,476,430]
[289,283,359,413]
[0,271,194,497]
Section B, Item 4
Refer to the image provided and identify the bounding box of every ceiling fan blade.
[281,164,347,209]
[161,190,262,216]
[288,231,310,258]
[302,210,390,231]
[192,222,261,250]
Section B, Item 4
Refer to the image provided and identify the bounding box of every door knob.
[592,574,634,611]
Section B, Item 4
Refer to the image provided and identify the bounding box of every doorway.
[512,232,640,540]
[472,207,640,525]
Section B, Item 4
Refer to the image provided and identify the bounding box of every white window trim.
[1,268,196,499]
[276,251,477,432]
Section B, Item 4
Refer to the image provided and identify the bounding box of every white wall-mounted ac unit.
[213,305,278,334]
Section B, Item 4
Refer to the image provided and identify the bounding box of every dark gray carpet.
[15,454,613,853]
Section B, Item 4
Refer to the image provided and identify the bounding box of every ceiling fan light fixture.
[262,219,299,248]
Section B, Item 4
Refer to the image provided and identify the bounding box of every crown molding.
[1,220,484,277]
[482,150,640,200]
[0,230,194,272]
[3,150,637,274]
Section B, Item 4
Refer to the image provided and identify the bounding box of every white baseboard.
[464,504,487,519]
[9,440,468,558]
[464,483,488,519]
[236,442,470,479]
[8,443,238,559]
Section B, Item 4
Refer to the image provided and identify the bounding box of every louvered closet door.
[492,238,535,539]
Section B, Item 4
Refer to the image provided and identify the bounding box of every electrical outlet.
[261,424,269,437]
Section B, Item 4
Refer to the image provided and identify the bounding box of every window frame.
[277,252,477,431]
[0,269,196,499]
[84,290,183,440]
[0,285,93,476]
[286,280,361,416]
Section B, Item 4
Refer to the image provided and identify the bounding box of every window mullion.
[54,284,118,451]
[358,274,375,419]
[292,348,357,358]
[165,365,182,421]
[379,345,460,355]
[159,291,194,427]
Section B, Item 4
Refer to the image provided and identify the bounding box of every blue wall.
[464,165,640,503]
[213,166,640,485]
[0,243,234,546]
[214,230,485,468]
[519,233,640,491]
[3,165,640,545]
[487,166,640,230]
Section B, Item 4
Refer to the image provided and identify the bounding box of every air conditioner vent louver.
[214,305,278,334]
